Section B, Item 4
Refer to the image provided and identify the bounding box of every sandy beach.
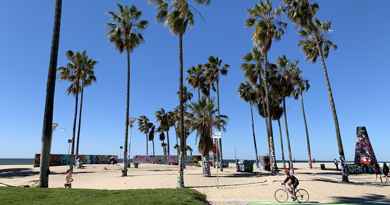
[1,162,389,204]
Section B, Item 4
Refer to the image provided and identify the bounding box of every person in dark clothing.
[334,158,339,170]
[383,163,389,184]
[282,169,299,200]
[374,163,383,183]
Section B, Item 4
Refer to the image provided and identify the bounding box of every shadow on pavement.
[330,194,390,205]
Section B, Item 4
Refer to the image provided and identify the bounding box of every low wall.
[133,155,201,165]
[33,154,118,167]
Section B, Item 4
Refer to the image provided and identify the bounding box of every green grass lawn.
[0,187,208,205]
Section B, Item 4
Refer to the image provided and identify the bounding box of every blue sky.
[1,0,389,161]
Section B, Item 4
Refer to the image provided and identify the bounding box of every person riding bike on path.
[282,169,299,200]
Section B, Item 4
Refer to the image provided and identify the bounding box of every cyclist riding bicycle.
[281,169,299,200]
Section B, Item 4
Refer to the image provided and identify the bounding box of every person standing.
[334,158,339,170]
[383,162,389,184]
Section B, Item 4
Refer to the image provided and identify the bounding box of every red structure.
[354,127,377,166]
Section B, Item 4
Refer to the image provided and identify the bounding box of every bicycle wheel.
[274,188,288,203]
[296,189,309,203]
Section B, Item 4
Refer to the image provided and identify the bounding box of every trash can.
[320,164,326,170]
[134,162,139,168]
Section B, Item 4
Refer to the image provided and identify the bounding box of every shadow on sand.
[0,168,95,178]
[0,168,38,178]
[312,178,390,187]
[187,179,268,189]
[330,194,390,205]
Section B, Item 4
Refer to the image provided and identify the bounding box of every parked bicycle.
[274,184,309,203]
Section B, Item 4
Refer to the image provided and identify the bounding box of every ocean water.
[0,159,34,165]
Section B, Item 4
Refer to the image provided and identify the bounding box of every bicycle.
[274,184,309,203]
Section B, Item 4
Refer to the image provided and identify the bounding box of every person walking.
[374,163,383,183]
[383,162,389,184]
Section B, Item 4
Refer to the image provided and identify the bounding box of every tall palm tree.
[276,118,286,169]
[156,108,175,158]
[275,55,298,172]
[246,0,287,173]
[138,115,152,156]
[150,0,210,188]
[58,50,92,172]
[148,124,156,156]
[75,55,97,160]
[107,4,148,177]
[238,82,260,168]
[242,47,278,172]
[283,0,348,182]
[39,0,63,188]
[204,56,229,171]
[189,98,227,177]
[293,78,313,169]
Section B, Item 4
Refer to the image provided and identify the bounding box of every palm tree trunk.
[122,50,131,177]
[250,104,260,168]
[316,41,348,182]
[177,34,185,188]
[146,135,149,156]
[69,90,80,172]
[282,98,294,173]
[277,119,286,169]
[166,131,170,157]
[263,53,278,173]
[216,77,224,171]
[39,0,62,188]
[75,86,84,160]
[300,93,313,169]
[152,138,155,156]
[257,61,273,172]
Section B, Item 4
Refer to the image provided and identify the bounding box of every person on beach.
[334,158,339,170]
[64,169,74,188]
[374,163,383,183]
[282,169,299,200]
[383,162,389,184]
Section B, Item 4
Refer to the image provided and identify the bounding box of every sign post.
[212,132,222,189]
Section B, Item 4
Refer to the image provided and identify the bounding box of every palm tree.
[276,118,286,169]
[138,115,152,156]
[238,82,260,168]
[39,0,63,188]
[59,50,93,172]
[204,56,229,171]
[148,124,156,156]
[189,98,227,176]
[187,64,204,100]
[283,0,348,182]
[242,47,278,172]
[246,1,287,173]
[159,131,168,156]
[107,4,148,177]
[156,108,175,158]
[150,0,210,188]
[275,55,298,172]
[75,54,97,161]
[293,78,313,169]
